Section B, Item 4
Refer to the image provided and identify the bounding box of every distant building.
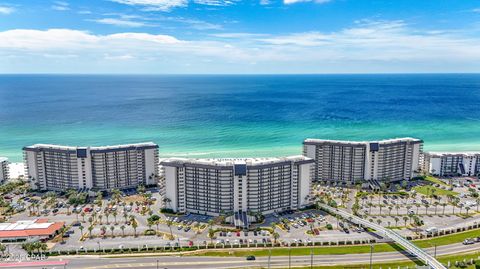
[161,156,314,217]
[0,157,9,184]
[425,152,480,177]
[0,219,65,242]
[303,138,423,184]
[23,142,159,191]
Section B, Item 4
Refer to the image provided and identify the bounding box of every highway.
[3,240,478,269]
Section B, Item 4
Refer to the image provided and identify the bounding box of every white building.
[425,152,480,177]
[0,157,9,184]
[161,156,314,217]
[23,142,159,191]
[303,138,423,184]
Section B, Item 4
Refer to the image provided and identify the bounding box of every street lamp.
[369,244,374,269]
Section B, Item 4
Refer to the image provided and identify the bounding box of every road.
[3,241,478,269]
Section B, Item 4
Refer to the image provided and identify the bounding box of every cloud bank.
[1,21,480,73]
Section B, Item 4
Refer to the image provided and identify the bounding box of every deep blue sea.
[1,74,480,162]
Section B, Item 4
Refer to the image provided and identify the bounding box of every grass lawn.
[424,175,449,186]
[263,252,480,269]
[414,228,480,248]
[192,243,402,257]
[193,228,480,257]
[413,185,458,196]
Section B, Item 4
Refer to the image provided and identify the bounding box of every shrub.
[160,208,175,214]
[326,223,333,230]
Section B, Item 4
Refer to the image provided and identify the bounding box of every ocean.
[1,74,480,162]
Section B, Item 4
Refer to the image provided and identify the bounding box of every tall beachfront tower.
[161,156,314,217]
[425,152,480,177]
[23,142,159,191]
[303,138,423,184]
[0,157,9,184]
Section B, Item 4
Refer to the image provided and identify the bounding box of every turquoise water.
[1,74,480,162]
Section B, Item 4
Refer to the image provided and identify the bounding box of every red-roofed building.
[0,219,65,242]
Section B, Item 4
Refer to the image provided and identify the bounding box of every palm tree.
[395,205,400,216]
[88,225,94,238]
[403,216,409,227]
[131,218,138,237]
[394,217,399,227]
[465,206,471,216]
[166,219,173,240]
[113,211,118,224]
[79,225,84,237]
[155,220,160,236]
[406,205,412,215]
[81,212,86,222]
[105,212,110,224]
[441,202,447,215]
[0,243,6,257]
[424,204,429,215]
[367,203,373,215]
[376,219,382,226]
[98,215,103,224]
[378,204,384,215]
[272,232,280,245]
[452,199,458,214]
[415,203,421,215]
[459,203,464,215]
[123,212,128,224]
[110,226,115,237]
[432,202,439,215]
[120,225,126,237]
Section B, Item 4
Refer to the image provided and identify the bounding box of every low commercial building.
[0,157,9,184]
[425,152,480,177]
[0,219,65,242]
[303,138,423,184]
[23,142,159,191]
[161,156,314,217]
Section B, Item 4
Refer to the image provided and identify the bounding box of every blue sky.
[1,0,480,73]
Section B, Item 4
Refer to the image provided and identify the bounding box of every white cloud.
[93,18,148,27]
[0,6,14,14]
[108,0,238,11]
[2,21,480,73]
[473,8,480,13]
[51,1,70,11]
[284,0,331,4]
[108,0,188,11]
[193,0,237,6]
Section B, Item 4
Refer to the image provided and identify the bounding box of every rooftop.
[0,219,65,239]
[0,157,7,163]
[161,155,312,166]
[427,152,480,157]
[24,142,158,151]
[304,137,422,145]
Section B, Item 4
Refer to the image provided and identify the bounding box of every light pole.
[268,248,271,269]
[310,247,313,269]
[156,259,159,269]
[369,244,374,269]
[288,247,291,269]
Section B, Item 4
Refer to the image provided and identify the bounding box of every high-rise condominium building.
[23,142,159,191]
[161,156,314,216]
[425,152,480,177]
[0,157,9,184]
[303,138,423,183]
